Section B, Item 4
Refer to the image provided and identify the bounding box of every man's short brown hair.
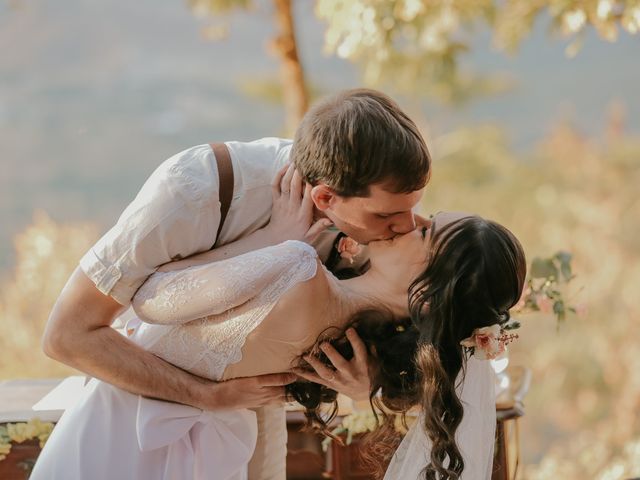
[291,88,431,197]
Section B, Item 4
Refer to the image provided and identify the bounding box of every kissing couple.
[34,89,525,480]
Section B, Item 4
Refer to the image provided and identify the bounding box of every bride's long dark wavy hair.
[287,216,526,479]
[410,216,526,478]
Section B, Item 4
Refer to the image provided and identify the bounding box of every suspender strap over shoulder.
[210,142,234,246]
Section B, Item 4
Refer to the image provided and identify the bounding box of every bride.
[31,182,525,479]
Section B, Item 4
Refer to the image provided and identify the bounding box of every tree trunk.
[271,0,309,135]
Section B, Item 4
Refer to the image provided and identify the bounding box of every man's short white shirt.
[80,137,294,306]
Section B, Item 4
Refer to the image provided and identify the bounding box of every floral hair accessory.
[337,236,362,264]
[460,324,519,360]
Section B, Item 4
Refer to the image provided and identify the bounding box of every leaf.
[554,251,573,281]
[553,300,566,323]
[504,320,521,330]
[560,261,573,282]
[531,257,559,279]
[554,251,572,263]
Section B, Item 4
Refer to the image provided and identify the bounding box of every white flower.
[460,324,505,360]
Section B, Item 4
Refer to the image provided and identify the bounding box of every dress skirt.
[30,378,257,480]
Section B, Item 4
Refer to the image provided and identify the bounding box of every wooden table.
[492,404,524,480]
[0,379,64,480]
[285,408,523,480]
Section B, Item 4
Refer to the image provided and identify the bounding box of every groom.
[43,88,431,478]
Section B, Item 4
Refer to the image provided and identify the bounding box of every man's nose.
[390,212,417,234]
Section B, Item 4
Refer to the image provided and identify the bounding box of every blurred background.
[1,0,638,478]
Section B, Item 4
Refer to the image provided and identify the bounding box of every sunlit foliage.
[316,0,640,99]
[187,1,639,106]
[0,212,97,378]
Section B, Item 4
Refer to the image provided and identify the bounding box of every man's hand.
[196,372,297,411]
[295,328,371,401]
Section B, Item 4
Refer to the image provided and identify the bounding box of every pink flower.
[460,325,505,360]
[575,303,589,317]
[337,236,362,264]
[535,294,554,314]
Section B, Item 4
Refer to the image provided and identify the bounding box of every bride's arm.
[157,166,331,273]
[133,166,330,325]
[132,240,320,325]
[154,229,280,273]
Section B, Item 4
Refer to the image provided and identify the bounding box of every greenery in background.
[0,213,97,378]
[523,251,579,325]
[316,0,640,100]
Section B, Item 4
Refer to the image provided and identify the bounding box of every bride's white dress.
[31,239,497,480]
[31,240,320,480]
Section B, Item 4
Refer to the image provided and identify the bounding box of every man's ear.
[310,184,338,211]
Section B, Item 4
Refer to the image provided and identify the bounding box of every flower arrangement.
[460,324,519,360]
[0,418,54,462]
[516,250,583,325]
[321,410,416,451]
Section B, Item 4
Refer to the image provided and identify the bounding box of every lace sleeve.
[384,357,496,479]
[132,240,319,325]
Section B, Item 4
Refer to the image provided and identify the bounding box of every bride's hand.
[295,328,371,402]
[262,163,333,244]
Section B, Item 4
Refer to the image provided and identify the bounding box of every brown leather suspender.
[209,142,234,247]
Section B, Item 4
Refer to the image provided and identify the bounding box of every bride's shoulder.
[275,240,333,284]
[276,240,319,260]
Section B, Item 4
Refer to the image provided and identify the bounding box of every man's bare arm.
[42,267,294,410]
